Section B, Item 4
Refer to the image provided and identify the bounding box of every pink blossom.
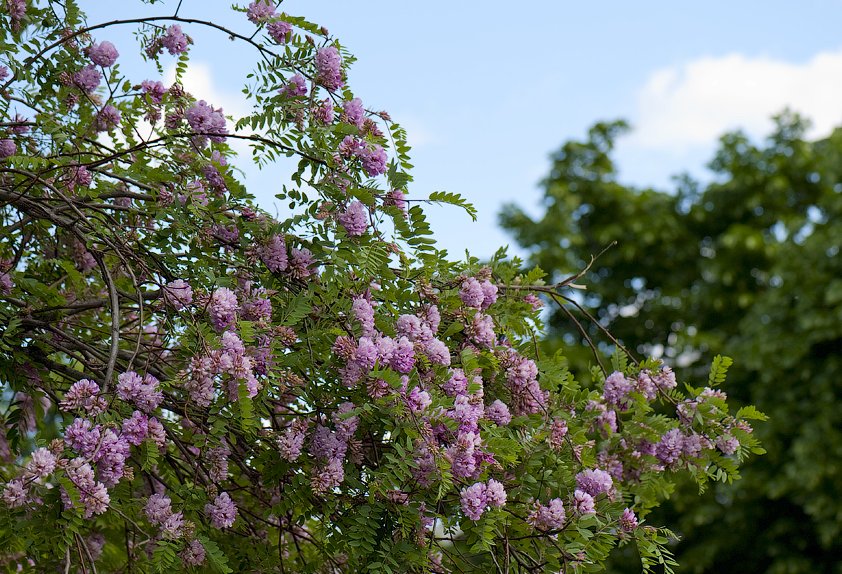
[268,20,292,44]
[528,498,566,530]
[181,540,206,565]
[459,482,487,521]
[161,25,189,55]
[315,46,343,91]
[61,379,107,414]
[87,41,119,67]
[484,400,511,426]
[338,200,368,237]
[206,492,237,529]
[24,447,56,479]
[575,469,613,497]
[246,0,275,23]
[485,478,507,508]
[261,234,288,272]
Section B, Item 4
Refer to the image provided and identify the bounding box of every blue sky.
[79,1,842,258]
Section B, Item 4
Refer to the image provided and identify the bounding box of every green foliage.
[707,355,732,387]
[0,1,763,572]
[502,111,841,573]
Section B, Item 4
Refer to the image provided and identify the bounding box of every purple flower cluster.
[391,337,416,373]
[206,443,230,482]
[62,459,110,518]
[145,493,185,539]
[121,411,150,445]
[73,65,101,93]
[315,46,343,91]
[289,247,317,278]
[620,507,638,531]
[523,293,543,310]
[447,430,481,479]
[163,279,193,310]
[2,480,26,508]
[359,143,388,176]
[141,80,166,104]
[0,268,13,294]
[716,434,740,455]
[161,25,189,55]
[116,371,163,412]
[603,371,634,409]
[528,498,566,530]
[0,139,15,159]
[268,20,292,44]
[449,387,485,434]
[655,428,710,467]
[587,400,618,436]
[309,408,358,493]
[343,98,365,128]
[277,418,309,461]
[185,100,227,146]
[205,492,237,528]
[87,41,119,67]
[72,240,96,273]
[24,448,56,480]
[498,347,547,415]
[352,295,376,337]
[246,0,275,23]
[384,189,407,213]
[241,293,271,323]
[338,135,389,176]
[654,366,677,390]
[311,98,334,125]
[6,0,25,23]
[203,152,228,192]
[484,399,511,426]
[575,468,613,497]
[70,165,93,189]
[459,478,506,521]
[549,418,568,450]
[442,369,468,397]
[220,331,260,400]
[572,489,596,515]
[181,540,206,566]
[259,234,289,273]
[183,306,272,406]
[338,200,368,236]
[61,379,107,414]
[406,385,432,413]
[468,313,496,348]
[209,287,238,331]
[459,278,498,309]
[282,73,308,97]
[95,105,121,132]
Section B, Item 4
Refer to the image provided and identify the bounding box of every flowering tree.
[0,1,765,572]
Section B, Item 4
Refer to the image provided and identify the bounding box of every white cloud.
[626,49,842,151]
[164,61,250,119]
[398,115,436,149]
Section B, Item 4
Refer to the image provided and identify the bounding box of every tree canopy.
[501,113,841,573]
[0,1,764,572]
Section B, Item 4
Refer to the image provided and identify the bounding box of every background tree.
[500,113,842,573]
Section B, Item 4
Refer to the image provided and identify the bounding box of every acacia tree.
[0,1,763,572]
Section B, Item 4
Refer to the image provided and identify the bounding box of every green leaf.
[708,355,733,387]
[428,191,478,221]
[198,536,233,574]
